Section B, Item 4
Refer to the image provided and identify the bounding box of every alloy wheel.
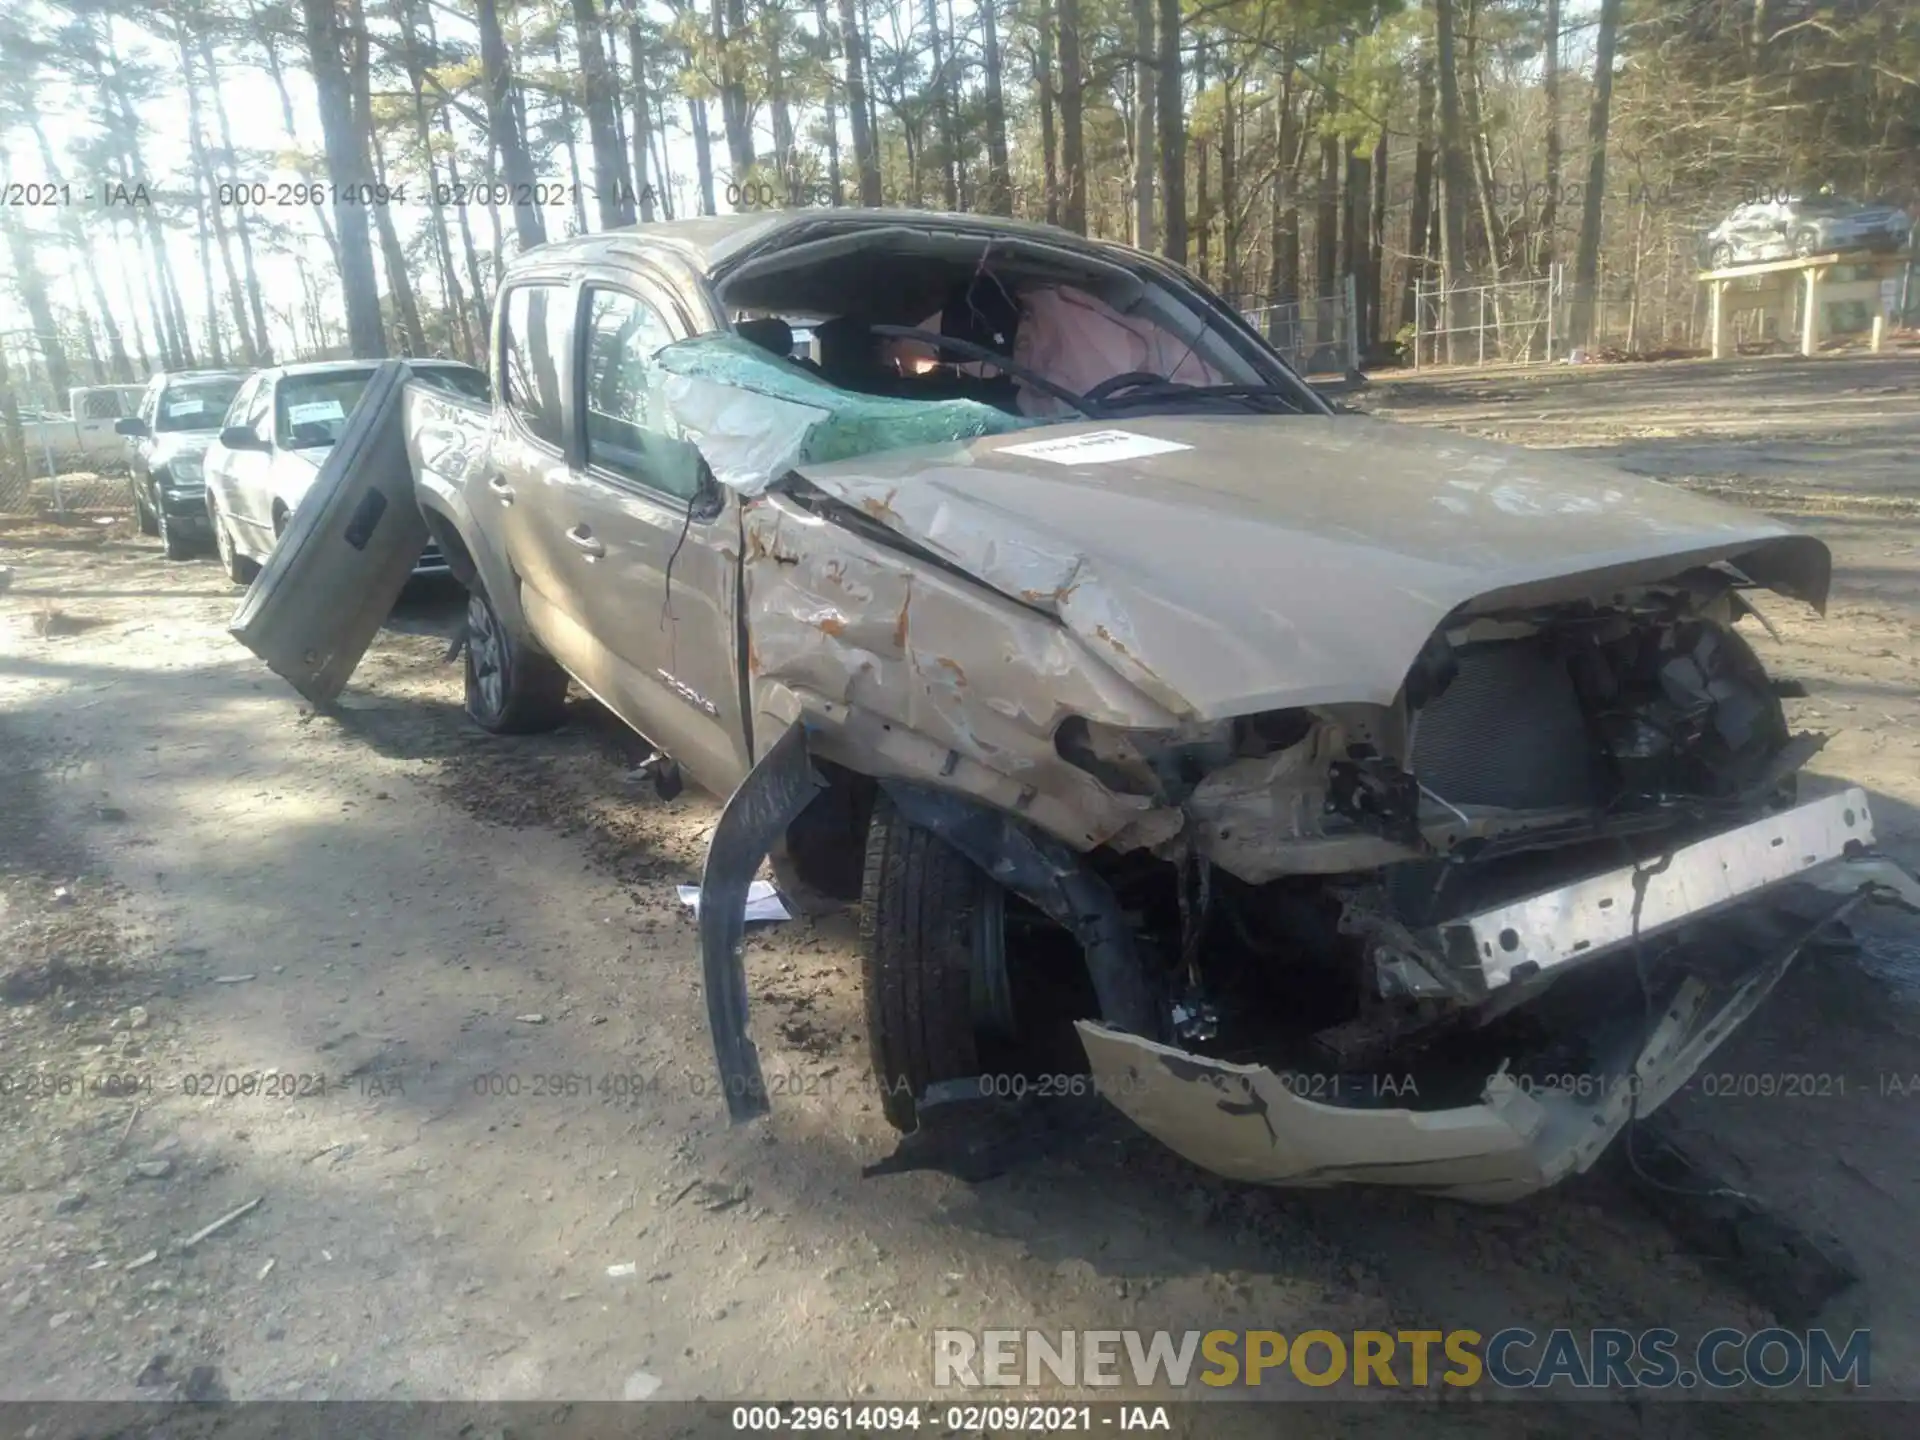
[466,589,506,718]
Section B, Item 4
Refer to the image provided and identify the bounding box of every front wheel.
[1791,229,1819,258]
[860,793,995,1130]
[462,580,570,734]
[157,507,196,562]
[208,495,258,585]
[1709,242,1734,269]
[132,480,159,536]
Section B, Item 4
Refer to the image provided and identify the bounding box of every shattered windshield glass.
[650,335,1042,492]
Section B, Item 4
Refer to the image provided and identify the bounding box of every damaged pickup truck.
[234,209,1920,1202]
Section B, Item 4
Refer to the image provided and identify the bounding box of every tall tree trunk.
[1401,40,1434,330]
[1130,0,1155,248]
[979,0,1011,214]
[179,29,249,364]
[1432,0,1472,359]
[1315,132,1338,340]
[1265,68,1300,311]
[27,118,134,382]
[0,176,75,405]
[1343,145,1367,298]
[477,0,548,250]
[397,0,472,360]
[925,0,959,209]
[767,8,797,187]
[0,343,30,488]
[1570,0,1622,346]
[97,20,194,367]
[112,221,153,375]
[430,57,492,340]
[625,19,658,220]
[814,0,845,205]
[257,0,341,275]
[189,159,227,366]
[650,92,677,217]
[370,128,427,354]
[837,0,881,205]
[301,0,387,357]
[573,0,637,226]
[716,0,756,177]
[546,34,592,233]
[1191,43,1210,279]
[690,95,719,213]
[1221,71,1239,297]
[1056,0,1086,233]
[136,220,180,370]
[201,36,273,363]
[1156,0,1186,264]
[1367,129,1386,355]
[810,0,840,204]
[1038,0,1058,224]
[1538,0,1561,275]
[1460,2,1505,298]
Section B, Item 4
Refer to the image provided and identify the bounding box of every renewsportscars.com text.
[933,1327,1870,1391]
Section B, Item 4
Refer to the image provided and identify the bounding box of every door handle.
[565,524,606,559]
[487,474,514,504]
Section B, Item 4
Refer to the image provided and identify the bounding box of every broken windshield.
[714,227,1319,421]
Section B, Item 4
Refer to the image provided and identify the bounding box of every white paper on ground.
[676,879,792,923]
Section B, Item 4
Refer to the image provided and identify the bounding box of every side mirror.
[219,425,264,451]
[115,416,148,437]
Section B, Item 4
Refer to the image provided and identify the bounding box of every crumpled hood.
[789,415,1831,720]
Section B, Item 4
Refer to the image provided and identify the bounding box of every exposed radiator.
[1407,641,1598,811]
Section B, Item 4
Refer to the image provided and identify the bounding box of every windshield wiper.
[1095,383,1307,415]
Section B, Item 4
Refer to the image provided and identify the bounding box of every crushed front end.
[694,401,1918,1198]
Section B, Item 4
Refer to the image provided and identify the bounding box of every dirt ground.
[2,353,1919,1430]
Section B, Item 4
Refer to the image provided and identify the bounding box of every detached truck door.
[228,359,430,704]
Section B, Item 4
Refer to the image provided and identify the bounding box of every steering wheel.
[1081,370,1185,405]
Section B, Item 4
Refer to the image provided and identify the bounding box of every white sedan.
[202,359,487,584]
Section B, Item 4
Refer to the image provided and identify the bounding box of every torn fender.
[881,782,1161,1040]
[699,719,826,1122]
[1080,876,1883,1202]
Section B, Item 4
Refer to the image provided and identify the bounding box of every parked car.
[20,384,148,469]
[202,358,486,584]
[115,369,249,558]
[1701,193,1912,268]
[232,210,1920,1201]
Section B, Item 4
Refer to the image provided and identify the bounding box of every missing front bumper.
[1080,853,1919,1201]
[1431,787,1876,998]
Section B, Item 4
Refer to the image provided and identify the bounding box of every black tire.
[462,579,569,734]
[158,508,196,561]
[1791,229,1818,258]
[208,495,258,585]
[1709,243,1734,269]
[133,482,159,536]
[860,793,985,1130]
[768,774,873,915]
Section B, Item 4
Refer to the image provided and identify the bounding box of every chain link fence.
[0,445,132,516]
[1411,270,1565,368]
[1241,278,1361,378]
